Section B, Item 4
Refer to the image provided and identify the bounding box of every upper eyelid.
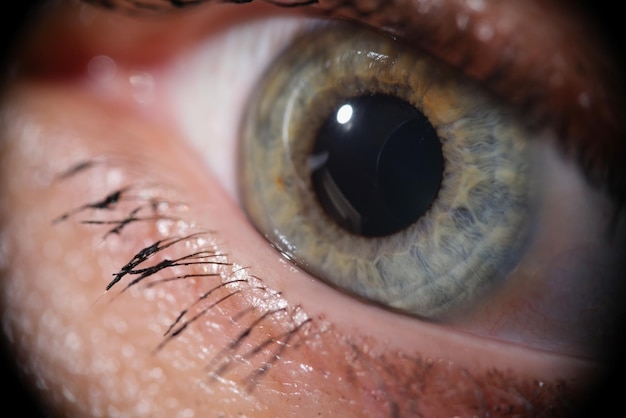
[78,0,626,201]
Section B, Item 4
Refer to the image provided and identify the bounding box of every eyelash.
[81,0,319,14]
[48,155,586,412]
[51,158,315,391]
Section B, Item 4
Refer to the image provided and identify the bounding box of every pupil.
[311,94,444,237]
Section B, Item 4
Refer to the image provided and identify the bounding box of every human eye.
[1,0,624,417]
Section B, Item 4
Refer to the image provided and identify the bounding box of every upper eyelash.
[81,0,318,14]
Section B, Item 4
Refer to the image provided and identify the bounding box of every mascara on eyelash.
[162,279,250,336]
[50,159,316,389]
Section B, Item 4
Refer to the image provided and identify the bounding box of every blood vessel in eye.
[310,94,444,237]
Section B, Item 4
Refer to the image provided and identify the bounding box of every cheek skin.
[0,80,602,418]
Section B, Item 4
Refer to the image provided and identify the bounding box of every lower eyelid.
[1,81,603,417]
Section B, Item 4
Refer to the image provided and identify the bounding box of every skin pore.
[1,0,625,417]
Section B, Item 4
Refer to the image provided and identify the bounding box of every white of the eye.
[164,16,320,201]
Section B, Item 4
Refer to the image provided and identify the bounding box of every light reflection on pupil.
[311,94,444,237]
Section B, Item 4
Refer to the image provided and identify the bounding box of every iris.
[239,24,533,318]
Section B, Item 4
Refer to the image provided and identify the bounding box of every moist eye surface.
[239,23,534,319]
[311,93,444,237]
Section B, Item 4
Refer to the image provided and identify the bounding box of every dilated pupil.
[311,94,444,237]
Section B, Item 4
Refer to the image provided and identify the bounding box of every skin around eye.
[0,71,597,418]
[0,1,624,417]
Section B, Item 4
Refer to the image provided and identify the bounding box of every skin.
[1,0,625,417]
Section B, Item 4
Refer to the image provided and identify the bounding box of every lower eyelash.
[43,156,587,416]
[51,157,313,391]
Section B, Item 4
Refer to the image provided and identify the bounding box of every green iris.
[239,24,533,319]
